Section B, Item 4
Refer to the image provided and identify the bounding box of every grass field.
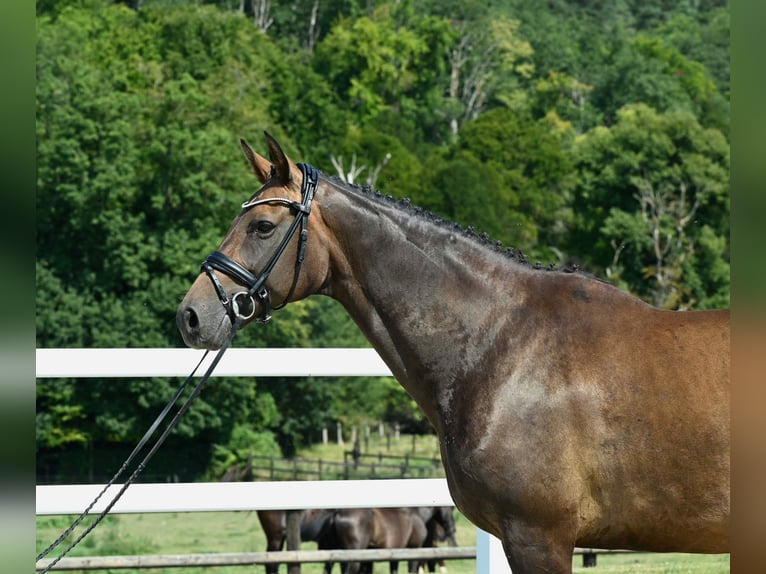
[37,434,729,573]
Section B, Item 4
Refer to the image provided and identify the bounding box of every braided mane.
[325,173,584,275]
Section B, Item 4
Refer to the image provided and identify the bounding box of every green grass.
[301,432,444,470]
[302,432,442,461]
[37,436,729,573]
[571,552,729,573]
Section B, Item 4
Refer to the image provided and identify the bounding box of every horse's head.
[432,506,457,546]
[176,132,331,350]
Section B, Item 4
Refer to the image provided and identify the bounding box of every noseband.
[201,163,318,324]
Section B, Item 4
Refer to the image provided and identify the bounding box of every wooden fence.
[234,453,444,481]
[35,548,627,571]
[36,479,616,572]
[36,546,480,571]
[36,479,484,572]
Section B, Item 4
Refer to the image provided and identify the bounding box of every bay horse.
[332,507,456,574]
[176,133,730,573]
[420,508,457,573]
[221,460,337,574]
[257,509,337,574]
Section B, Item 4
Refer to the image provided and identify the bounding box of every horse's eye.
[248,220,276,236]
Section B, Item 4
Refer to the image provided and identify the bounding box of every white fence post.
[476,529,512,574]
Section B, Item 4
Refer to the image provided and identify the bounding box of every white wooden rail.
[36,479,453,515]
[35,348,393,378]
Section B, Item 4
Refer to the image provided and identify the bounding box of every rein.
[202,163,318,323]
[37,164,319,572]
[36,317,244,573]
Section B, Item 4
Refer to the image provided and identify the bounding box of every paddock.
[37,348,634,572]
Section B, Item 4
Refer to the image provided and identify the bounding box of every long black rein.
[36,323,240,573]
[37,164,319,572]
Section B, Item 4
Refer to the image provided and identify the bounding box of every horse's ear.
[240,138,272,183]
[263,131,300,185]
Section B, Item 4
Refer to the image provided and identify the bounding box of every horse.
[422,523,448,574]
[331,507,455,574]
[220,454,255,482]
[219,459,337,574]
[257,509,337,574]
[176,132,730,573]
[419,508,457,573]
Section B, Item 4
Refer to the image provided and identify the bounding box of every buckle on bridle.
[253,287,272,324]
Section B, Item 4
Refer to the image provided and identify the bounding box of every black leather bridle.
[201,163,318,324]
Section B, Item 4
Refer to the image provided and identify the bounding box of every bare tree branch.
[330,154,366,185]
[331,152,392,189]
[367,153,392,189]
[253,0,273,33]
[634,173,701,308]
[305,0,320,51]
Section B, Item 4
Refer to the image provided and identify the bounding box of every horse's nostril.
[186,308,199,329]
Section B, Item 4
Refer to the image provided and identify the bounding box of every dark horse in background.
[257,509,337,574]
[255,507,454,574]
[333,507,457,574]
[221,460,337,574]
[423,517,452,573]
[177,133,730,573]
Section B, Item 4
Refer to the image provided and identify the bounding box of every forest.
[36,0,730,483]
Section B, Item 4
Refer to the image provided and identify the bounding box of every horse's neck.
[320,184,531,428]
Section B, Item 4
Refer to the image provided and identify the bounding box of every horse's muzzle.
[176,299,231,350]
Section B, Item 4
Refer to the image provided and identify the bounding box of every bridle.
[201,163,318,324]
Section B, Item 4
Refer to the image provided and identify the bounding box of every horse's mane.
[325,173,589,277]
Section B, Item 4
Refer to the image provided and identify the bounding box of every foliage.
[36,0,729,482]
[571,103,729,309]
[418,108,576,263]
[314,2,455,140]
[207,422,282,479]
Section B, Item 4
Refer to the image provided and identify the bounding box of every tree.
[313,2,454,138]
[571,103,729,309]
[34,2,325,480]
[496,0,729,133]
[445,15,533,135]
[655,7,730,99]
[429,109,576,262]
[531,71,598,134]
[329,124,424,200]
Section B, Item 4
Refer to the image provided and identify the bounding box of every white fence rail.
[36,479,453,515]
[35,347,393,378]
